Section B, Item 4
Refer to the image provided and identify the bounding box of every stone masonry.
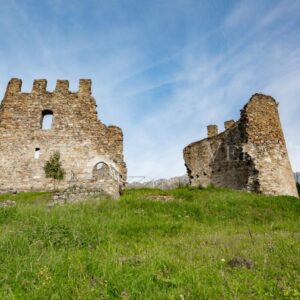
[0,78,127,198]
[183,94,298,197]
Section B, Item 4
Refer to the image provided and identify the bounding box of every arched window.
[41,110,53,129]
[92,162,110,180]
[95,162,106,170]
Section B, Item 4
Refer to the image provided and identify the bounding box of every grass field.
[0,187,299,299]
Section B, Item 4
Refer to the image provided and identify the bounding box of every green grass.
[0,187,299,299]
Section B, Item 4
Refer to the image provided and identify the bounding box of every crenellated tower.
[0,78,127,197]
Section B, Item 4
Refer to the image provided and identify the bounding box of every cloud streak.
[0,0,300,179]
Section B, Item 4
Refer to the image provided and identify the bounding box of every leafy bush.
[44,151,65,190]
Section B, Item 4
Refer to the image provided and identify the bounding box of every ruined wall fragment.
[0,78,127,197]
[183,94,298,197]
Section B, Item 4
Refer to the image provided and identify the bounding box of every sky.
[0,0,300,180]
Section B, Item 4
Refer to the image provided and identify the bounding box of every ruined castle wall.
[210,123,259,191]
[0,79,127,197]
[184,122,257,191]
[241,94,297,197]
[184,136,222,188]
[183,94,298,197]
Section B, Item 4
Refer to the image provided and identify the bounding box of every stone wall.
[49,186,111,207]
[183,94,298,197]
[0,78,127,197]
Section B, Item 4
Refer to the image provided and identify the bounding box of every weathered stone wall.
[0,78,127,197]
[49,186,111,207]
[183,94,298,197]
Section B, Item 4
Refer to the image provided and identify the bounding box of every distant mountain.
[128,173,300,189]
[127,175,189,190]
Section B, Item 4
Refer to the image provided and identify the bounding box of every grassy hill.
[0,187,299,299]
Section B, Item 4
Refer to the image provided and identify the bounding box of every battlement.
[5,78,22,95]
[5,78,93,96]
[79,79,91,95]
[32,79,47,93]
[55,80,69,94]
[207,125,218,138]
[224,120,235,130]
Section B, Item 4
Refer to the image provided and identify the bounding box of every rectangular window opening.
[41,110,53,130]
[34,148,41,159]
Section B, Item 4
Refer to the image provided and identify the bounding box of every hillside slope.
[0,187,299,299]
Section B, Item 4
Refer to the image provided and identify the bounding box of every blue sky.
[1,0,300,179]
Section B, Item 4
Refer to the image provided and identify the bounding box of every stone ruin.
[183,94,298,197]
[0,78,127,198]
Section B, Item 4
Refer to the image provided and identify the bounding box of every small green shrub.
[44,151,65,190]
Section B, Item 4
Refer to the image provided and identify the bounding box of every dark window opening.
[41,110,53,129]
[34,148,40,159]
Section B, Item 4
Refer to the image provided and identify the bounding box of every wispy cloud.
[0,0,300,179]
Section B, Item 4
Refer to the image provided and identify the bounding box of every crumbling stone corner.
[183,94,298,197]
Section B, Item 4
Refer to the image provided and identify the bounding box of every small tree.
[44,152,65,191]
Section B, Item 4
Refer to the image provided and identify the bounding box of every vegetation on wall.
[44,151,65,190]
